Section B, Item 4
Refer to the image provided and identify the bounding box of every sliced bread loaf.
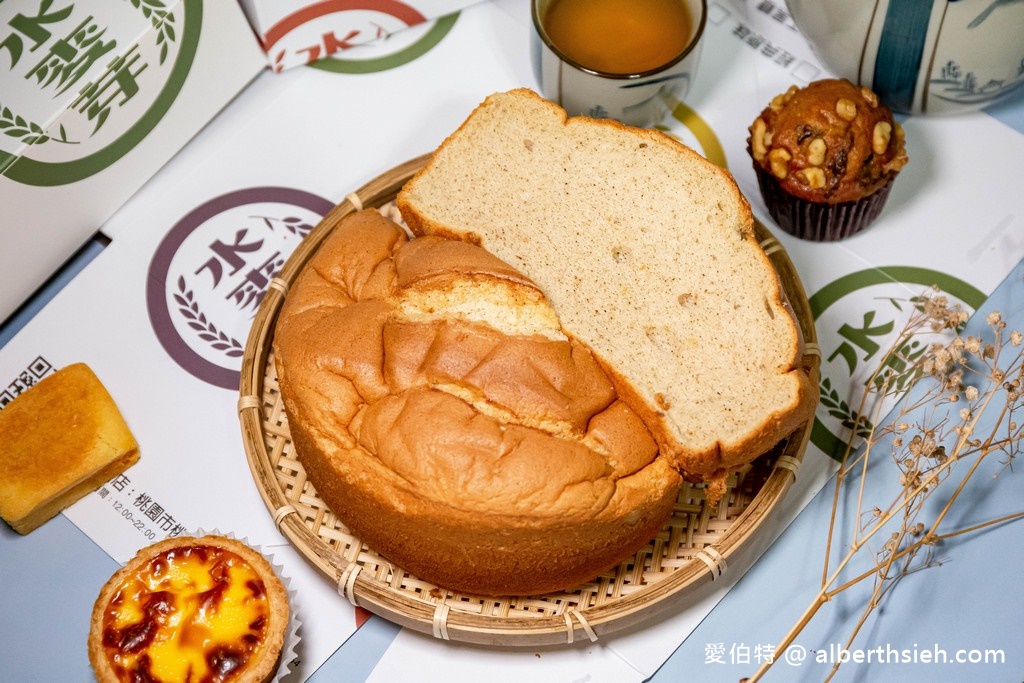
[274,210,683,595]
[397,88,818,482]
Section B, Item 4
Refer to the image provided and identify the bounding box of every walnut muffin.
[748,78,908,241]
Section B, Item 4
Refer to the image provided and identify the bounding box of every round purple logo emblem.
[147,187,333,389]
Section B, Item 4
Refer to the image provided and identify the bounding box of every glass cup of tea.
[531,0,707,128]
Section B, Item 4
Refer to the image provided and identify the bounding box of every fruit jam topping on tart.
[100,544,272,682]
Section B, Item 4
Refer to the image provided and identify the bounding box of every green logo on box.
[810,266,985,460]
[308,12,459,74]
[0,0,201,186]
[260,0,457,73]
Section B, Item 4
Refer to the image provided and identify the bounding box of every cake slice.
[397,88,818,483]
[0,363,139,534]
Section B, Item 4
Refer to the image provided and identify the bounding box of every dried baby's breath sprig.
[747,290,1024,682]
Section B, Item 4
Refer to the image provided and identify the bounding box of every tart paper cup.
[753,163,896,241]
[195,528,302,683]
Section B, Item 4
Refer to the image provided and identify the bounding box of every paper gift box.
[0,0,266,324]
[236,0,485,72]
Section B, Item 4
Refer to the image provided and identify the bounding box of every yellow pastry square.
[0,363,139,534]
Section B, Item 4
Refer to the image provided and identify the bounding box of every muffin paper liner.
[753,164,895,242]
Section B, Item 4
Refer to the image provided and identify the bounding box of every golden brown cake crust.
[88,535,289,683]
[0,363,138,534]
[273,210,683,596]
[748,79,908,204]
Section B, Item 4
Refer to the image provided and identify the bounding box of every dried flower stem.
[746,292,1023,682]
[828,508,1024,597]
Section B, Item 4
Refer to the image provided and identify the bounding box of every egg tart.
[88,535,289,683]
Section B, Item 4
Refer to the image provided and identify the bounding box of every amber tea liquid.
[541,0,692,75]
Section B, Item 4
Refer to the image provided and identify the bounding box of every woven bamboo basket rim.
[238,154,820,647]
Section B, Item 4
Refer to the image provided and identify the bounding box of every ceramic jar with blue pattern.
[787,0,1024,115]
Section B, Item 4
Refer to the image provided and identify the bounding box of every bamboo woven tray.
[238,154,820,646]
